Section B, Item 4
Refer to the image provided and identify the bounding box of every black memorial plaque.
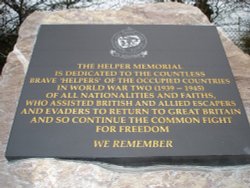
[5,25,250,165]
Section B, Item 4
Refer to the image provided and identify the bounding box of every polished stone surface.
[1,2,250,187]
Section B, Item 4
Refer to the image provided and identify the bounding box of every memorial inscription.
[5,25,250,165]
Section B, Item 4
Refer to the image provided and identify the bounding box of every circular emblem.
[111,27,147,58]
